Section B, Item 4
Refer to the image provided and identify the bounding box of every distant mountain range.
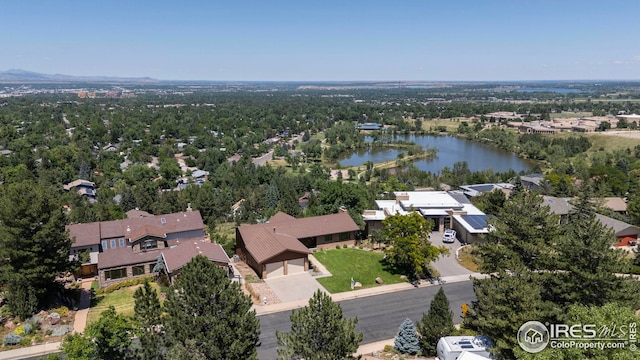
[0,69,158,83]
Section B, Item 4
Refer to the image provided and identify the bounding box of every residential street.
[257,280,476,360]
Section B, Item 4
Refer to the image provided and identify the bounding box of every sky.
[1,1,639,81]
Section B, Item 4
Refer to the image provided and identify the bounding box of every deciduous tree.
[382,212,447,279]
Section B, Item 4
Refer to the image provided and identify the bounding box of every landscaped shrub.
[14,325,25,336]
[22,322,33,335]
[3,333,21,346]
[50,325,73,337]
[96,276,154,295]
[51,306,69,317]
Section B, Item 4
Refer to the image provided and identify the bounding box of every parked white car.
[443,229,457,243]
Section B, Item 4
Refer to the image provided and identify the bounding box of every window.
[324,234,333,242]
[110,239,116,249]
[339,232,351,241]
[132,265,146,276]
[119,238,125,247]
[105,268,127,280]
[101,240,107,250]
[142,241,158,251]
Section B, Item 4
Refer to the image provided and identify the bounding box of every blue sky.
[1,1,639,81]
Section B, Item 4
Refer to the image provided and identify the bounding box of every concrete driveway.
[430,231,475,277]
[264,272,327,303]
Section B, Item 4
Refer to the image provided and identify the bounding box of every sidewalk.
[0,342,62,360]
[356,339,395,356]
[253,272,485,316]
[72,280,93,334]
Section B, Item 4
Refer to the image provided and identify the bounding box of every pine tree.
[418,287,455,356]
[0,180,74,313]
[465,273,554,358]
[551,187,637,307]
[276,290,363,360]
[477,191,560,274]
[163,255,260,360]
[134,280,164,360]
[394,318,420,355]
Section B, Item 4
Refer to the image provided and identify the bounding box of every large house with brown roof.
[236,211,359,278]
[67,209,229,287]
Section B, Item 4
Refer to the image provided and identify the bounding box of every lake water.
[338,135,536,173]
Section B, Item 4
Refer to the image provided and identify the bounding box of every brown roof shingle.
[237,212,358,264]
[163,240,229,273]
[67,211,205,248]
[98,238,229,271]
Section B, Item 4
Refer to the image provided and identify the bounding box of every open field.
[585,132,640,153]
[88,283,161,324]
[313,248,406,293]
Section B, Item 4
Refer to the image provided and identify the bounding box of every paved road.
[252,150,273,166]
[257,280,475,360]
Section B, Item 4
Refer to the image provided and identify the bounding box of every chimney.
[187,202,192,212]
[273,227,276,233]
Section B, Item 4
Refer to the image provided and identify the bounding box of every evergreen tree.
[551,188,637,307]
[477,191,560,274]
[134,280,164,360]
[418,287,455,356]
[465,272,554,359]
[393,318,420,355]
[276,290,362,360]
[5,275,37,321]
[163,255,260,360]
[510,176,525,198]
[0,180,74,313]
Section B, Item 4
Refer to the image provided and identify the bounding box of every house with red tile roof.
[67,210,229,287]
[236,211,359,278]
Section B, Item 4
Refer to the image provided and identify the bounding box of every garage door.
[265,262,284,278]
[287,258,306,274]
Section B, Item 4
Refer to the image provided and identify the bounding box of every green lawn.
[313,248,406,293]
[87,283,161,324]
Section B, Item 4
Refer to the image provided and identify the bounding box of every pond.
[337,135,536,173]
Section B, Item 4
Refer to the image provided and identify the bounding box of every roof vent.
[273,227,276,233]
[161,217,166,224]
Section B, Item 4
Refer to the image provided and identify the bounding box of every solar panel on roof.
[461,345,475,349]
[461,215,487,230]
[469,184,494,192]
